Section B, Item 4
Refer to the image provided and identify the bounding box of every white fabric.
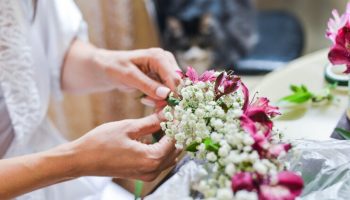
[0,0,133,199]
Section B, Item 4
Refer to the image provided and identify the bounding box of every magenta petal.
[241,82,250,111]
[253,98,281,117]
[199,70,216,82]
[277,171,304,197]
[240,115,257,135]
[268,143,292,158]
[231,172,255,192]
[246,108,273,135]
[214,72,225,95]
[328,46,350,66]
[185,66,199,82]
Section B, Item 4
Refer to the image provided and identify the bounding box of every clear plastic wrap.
[284,139,350,200]
[146,139,350,200]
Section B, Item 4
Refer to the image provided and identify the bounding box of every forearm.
[0,144,80,199]
[61,39,112,94]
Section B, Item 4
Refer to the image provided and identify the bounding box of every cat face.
[163,14,216,73]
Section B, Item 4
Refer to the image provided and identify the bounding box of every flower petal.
[231,172,256,192]
[277,171,304,197]
[199,70,216,82]
[185,66,199,82]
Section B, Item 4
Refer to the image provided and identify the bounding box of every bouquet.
[161,67,304,200]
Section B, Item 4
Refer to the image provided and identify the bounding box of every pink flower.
[259,171,304,200]
[199,70,216,82]
[251,98,280,118]
[240,83,280,136]
[232,171,303,200]
[327,3,350,73]
[268,143,292,158]
[327,3,350,43]
[259,185,295,200]
[277,171,304,197]
[186,66,199,82]
[328,25,350,73]
[177,67,217,83]
[214,72,241,100]
[231,172,256,192]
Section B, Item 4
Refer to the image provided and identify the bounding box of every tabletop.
[244,49,348,140]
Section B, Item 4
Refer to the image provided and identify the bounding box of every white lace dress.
[0,0,133,199]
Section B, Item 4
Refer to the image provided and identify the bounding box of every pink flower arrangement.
[327,3,350,73]
[162,67,304,200]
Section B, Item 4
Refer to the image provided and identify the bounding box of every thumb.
[128,113,162,139]
[128,65,170,100]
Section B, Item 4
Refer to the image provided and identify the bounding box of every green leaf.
[335,128,350,140]
[280,92,313,103]
[290,85,299,92]
[134,180,143,200]
[167,96,180,106]
[186,142,200,152]
[301,85,308,92]
[204,138,220,153]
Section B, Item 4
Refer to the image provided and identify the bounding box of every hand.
[70,113,181,181]
[94,48,181,100]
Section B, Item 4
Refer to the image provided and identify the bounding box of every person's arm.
[61,39,181,100]
[0,114,180,199]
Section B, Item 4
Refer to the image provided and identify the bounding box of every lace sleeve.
[47,0,88,100]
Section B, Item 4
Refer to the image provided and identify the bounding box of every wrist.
[91,48,118,91]
[43,142,85,179]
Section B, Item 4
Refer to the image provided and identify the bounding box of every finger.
[157,148,182,172]
[128,113,161,139]
[140,97,167,108]
[155,51,182,91]
[146,135,176,159]
[127,64,171,100]
[130,48,181,92]
[140,97,156,107]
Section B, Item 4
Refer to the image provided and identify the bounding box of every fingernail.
[156,86,170,99]
[140,98,156,107]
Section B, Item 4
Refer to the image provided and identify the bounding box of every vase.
[325,63,350,119]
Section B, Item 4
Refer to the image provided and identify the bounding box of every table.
[248,49,348,140]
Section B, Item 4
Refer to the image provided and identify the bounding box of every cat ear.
[166,17,183,37]
[200,13,215,34]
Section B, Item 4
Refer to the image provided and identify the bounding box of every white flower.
[216,188,234,200]
[211,132,222,143]
[218,145,230,157]
[160,122,167,130]
[207,152,217,162]
[253,161,268,175]
[243,135,254,146]
[235,190,258,200]
[195,91,204,101]
[164,112,173,121]
[225,163,236,176]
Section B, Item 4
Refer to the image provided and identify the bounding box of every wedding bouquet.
[161,67,304,200]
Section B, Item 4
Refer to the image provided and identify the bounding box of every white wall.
[257,0,348,54]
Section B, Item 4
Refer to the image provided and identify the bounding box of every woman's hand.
[62,40,181,100]
[94,48,181,99]
[69,113,180,181]
[0,114,180,199]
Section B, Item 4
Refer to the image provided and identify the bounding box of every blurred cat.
[154,0,258,73]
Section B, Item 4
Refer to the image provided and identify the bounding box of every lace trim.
[0,0,41,145]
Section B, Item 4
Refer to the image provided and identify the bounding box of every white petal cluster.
[161,77,285,199]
